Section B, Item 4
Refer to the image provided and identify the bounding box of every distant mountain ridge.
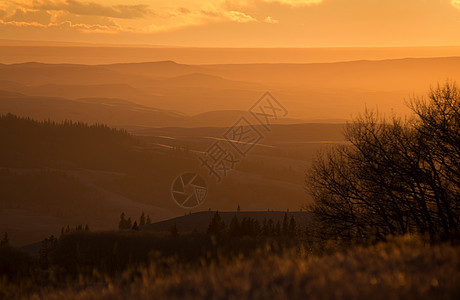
[1,57,460,120]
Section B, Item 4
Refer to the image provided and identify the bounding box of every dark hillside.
[142,211,312,233]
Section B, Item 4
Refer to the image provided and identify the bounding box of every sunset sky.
[1,0,460,47]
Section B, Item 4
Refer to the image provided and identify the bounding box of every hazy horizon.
[2,41,460,64]
[0,2,459,299]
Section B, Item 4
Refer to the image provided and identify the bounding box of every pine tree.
[288,216,297,237]
[207,211,226,237]
[237,204,241,212]
[254,219,261,236]
[0,232,8,247]
[132,220,139,231]
[229,215,240,237]
[267,219,275,236]
[282,213,289,236]
[275,221,281,236]
[119,212,127,230]
[39,235,58,269]
[126,217,132,229]
[262,218,268,236]
[146,215,152,225]
[139,212,146,226]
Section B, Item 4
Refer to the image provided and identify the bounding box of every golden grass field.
[4,235,458,300]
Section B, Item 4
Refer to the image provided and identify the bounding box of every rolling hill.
[1,57,460,119]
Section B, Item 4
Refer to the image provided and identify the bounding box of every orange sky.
[1,0,460,47]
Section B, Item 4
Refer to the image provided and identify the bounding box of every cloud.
[54,11,120,27]
[5,8,51,25]
[225,10,257,23]
[28,0,152,19]
[0,19,120,33]
[0,0,257,35]
[451,0,460,9]
[264,16,279,23]
[262,0,323,7]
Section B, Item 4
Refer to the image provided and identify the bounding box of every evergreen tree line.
[118,212,152,230]
[207,212,302,238]
[60,224,90,236]
[0,113,138,171]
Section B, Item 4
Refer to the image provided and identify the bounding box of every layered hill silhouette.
[2,57,460,120]
[0,91,302,128]
[0,114,341,245]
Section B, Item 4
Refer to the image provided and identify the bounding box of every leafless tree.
[307,82,459,242]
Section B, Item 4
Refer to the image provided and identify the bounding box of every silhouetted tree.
[253,219,261,236]
[229,215,240,237]
[262,218,268,236]
[0,232,8,247]
[146,215,152,225]
[275,221,281,236]
[282,213,289,236]
[207,211,226,237]
[119,212,127,230]
[119,213,133,230]
[307,82,460,242]
[132,221,139,231]
[39,235,58,269]
[267,218,275,236]
[288,216,297,237]
[139,212,146,226]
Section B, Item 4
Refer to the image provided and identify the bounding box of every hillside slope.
[141,211,312,233]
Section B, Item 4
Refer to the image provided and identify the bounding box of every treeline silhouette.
[118,212,152,230]
[307,82,460,243]
[0,113,136,170]
[0,113,197,210]
[0,211,308,285]
[208,211,301,238]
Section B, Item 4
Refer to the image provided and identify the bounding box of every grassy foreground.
[7,236,459,300]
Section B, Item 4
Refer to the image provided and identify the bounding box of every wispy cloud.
[26,0,152,19]
[226,10,257,23]
[264,16,279,24]
[0,0,260,34]
[5,8,51,25]
[262,0,323,7]
[0,18,120,33]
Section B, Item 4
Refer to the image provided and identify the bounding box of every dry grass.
[18,236,460,300]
